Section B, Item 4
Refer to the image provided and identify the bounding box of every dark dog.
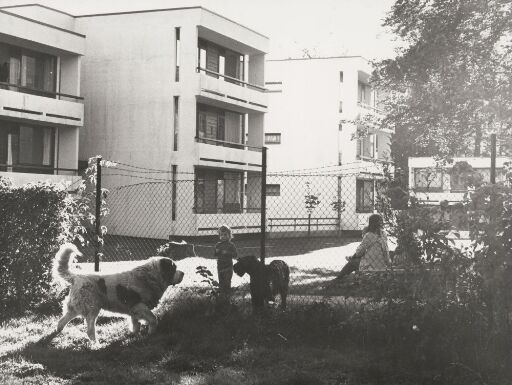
[233,255,289,310]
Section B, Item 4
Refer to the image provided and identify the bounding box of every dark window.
[339,71,344,82]
[0,42,56,97]
[265,184,280,196]
[171,165,177,220]
[0,120,55,174]
[265,133,281,144]
[194,169,243,213]
[175,28,181,82]
[198,39,244,84]
[173,96,179,151]
[414,168,443,191]
[197,104,244,147]
[356,179,374,213]
[339,101,343,113]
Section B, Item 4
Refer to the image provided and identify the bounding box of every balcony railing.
[196,67,267,92]
[357,101,384,114]
[0,164,79,175]
[0,81,84,101]
[195,136,262,152]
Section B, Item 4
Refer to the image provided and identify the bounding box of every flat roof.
[0,3,268,40]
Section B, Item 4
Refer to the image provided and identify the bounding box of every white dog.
[53,243,184,341]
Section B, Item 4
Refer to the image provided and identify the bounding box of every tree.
[304,181,321,236]
[373,0,512,181]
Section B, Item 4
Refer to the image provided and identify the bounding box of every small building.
[408,156,508,205]
[264,56,392,235]
[0,4,84,187]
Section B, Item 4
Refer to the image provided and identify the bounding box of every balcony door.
[0,121,55,174]
[197,104,244,147]
[194,169,243,213]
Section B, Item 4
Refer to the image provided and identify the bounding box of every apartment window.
[339,71,344,82]
[0,121,55,173]
[197,104,244,147]
[194,169,243,213]
[175,28,181,82]
[338,152,343,165]
[265,184,280,196]
[198,39,245,84]
[171,165,177,220]
[339,101,343,113]
[173,96,179,151]
[356,135,376,159]
[413,168,443,191]
[358,82,370,105]
[356,179,374,213]
[0,42,56,96]
[265,133,281,144]
[338,122,343,131]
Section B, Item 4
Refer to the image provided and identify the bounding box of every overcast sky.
[0,0,399,61]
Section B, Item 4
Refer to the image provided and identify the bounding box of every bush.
[0,178,88,320]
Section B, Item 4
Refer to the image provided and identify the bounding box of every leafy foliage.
[373,0,512,174]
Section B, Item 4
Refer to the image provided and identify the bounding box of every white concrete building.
[264,56,392,234]
[409,156,508,204]
[0,4,83,187]
[73,6,268,238]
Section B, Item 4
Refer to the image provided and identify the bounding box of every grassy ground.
[0,286,497,385]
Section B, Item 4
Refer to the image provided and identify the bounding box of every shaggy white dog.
[53,243,184,341]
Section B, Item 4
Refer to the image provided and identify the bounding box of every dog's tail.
[53,243,82,284]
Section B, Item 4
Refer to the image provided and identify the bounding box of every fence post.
[260,146,267,264]
[491,133,496,184]
[95,156,102,272]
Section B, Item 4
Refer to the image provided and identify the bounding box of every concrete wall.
[0,4,76,31]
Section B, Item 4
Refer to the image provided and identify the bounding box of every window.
[194,169,243,213]
[175,28,181,82]
[171,165,177,220]
[339,101,343,113]
[0,42,56,96]
[356,135,376,159]
[265,184,280,196]
[0,120,55,173]
[197,104,244,147]
[356,179,374,213]
[265,133,281,144]
[338,122,343,131]
[198,39,244,84]
[339,71,344,82]
[173,96,179,151]
[414,168,443,191]
[358,82,370,104]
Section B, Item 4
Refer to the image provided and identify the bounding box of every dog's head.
[158,257,184,286]
[158,240,196,260]
[233,255,260,277]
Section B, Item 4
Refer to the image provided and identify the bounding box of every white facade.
[74,7,268,238]
[264,57,392,233]
[0,4,83,187]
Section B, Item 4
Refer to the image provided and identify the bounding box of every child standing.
[214,225,237,298]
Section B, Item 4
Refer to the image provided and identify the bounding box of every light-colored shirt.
[355,230,390,271]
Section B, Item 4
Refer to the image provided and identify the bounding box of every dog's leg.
[56,310,78,333]
[129,316,141,334]
[280,287,288,309]
[131,303,157,335]
[85,309,100,342]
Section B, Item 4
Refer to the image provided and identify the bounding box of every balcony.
[0,86,83,126]
[357,101,384,115]
[0,167,80,190]
[197,68,268,113]
[195,137,263,171]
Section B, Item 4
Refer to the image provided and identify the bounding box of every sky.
[0,0,400,61]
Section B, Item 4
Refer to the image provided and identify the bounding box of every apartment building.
[73,7,268,238]
[0,5,84,187]
[264,56,392,233]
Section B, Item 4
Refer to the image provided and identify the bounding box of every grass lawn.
[0,292,452,385]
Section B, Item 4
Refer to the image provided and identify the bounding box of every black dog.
[233,255,290,310]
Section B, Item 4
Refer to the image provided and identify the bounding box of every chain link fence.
[73,155,511,313]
